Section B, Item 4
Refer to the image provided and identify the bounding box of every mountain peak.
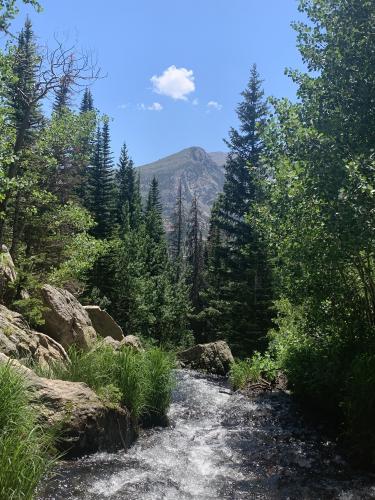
[138,147,226,230]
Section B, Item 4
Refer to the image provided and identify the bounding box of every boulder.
[177,340,234,376]
[84,305,124,341]
[0,352,136,457]
[40,285,97,350]
[0,245,17,302]
[102,335,143,352]
[121,335,143,352]
[0,304,69,367]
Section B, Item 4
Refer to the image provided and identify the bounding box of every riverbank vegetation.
[0,362,55,499]
[36,343,175,422]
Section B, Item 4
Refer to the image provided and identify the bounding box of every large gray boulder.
[40,285,97,350]
[0,245,17,302]
[0,304,69,367]
[84,305,124,341]
[178,340,234,376]
[0,352,136,457]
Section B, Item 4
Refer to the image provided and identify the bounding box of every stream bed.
[40,370,375,499]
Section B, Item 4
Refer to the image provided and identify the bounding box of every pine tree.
[88,119,115,239]
[6,17,44,257]
[53,61,73,114]
[186,195,204,311]
[116,143,141,232]
[80,87,94,113]
[205,64,273,355]
[144,177,167,276]
[170,179,185,261]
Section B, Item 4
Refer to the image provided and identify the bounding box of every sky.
[12,0,306,165]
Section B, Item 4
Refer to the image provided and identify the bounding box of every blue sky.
[14,0,305,165]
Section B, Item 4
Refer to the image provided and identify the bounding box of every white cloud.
[207,100,223,111]
[192,98,199,106]
[151,65,195,100]
[138,102,163,111]
[119,103,129,109]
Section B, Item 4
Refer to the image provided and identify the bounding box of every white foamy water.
[40,370,375,500]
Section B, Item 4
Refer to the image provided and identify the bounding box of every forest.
[0,0,374,498]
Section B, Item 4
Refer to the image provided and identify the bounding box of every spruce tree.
[88,119,115,239]
[116,143,141,232]
[53,71,72,114]
[186,195,204,311]
[80,87,94,113]
[170,179,185,261]
[205,64,273,355]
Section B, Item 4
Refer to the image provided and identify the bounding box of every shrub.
[0,362,55,499]
[229,352,278,390]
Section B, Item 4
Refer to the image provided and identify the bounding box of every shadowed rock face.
[138,147,227,232]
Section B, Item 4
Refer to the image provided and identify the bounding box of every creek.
[40,370,375,499]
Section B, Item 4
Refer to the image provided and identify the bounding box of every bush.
[229,352,278,390]
[0,362,55,499]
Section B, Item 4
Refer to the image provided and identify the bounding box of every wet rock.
[40,285,97,350]
[0,352,136,457]
[84,306,124,341]
[178,340,234,375]
[0,304,69,367]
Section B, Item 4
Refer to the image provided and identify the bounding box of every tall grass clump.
[229,352,278,390]
[37,342,175,423]
[0,362,55,499]
[143,348,175,421]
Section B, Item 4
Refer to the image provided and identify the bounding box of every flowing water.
[40,370,375,499]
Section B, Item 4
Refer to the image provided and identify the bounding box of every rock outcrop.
[0,305,69,366]
[84,306,124,341]
[0,352,136,457]
[0,245,17,302]
[178,340,234,376]
[40,285,97,350]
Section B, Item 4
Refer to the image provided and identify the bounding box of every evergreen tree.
[53,65,73,114]
[88,119,115,239]
[80,87,94,113]
[116,143,141,232]
[170,179,185,261]
[186,195,204,311]
[205,65,273,355]
[144,177,167,276]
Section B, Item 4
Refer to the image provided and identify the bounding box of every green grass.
[229,352,278,390]
[0,362,55,499]
[36,342,175,422]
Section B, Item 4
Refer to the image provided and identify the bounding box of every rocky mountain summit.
[138,147,227,231]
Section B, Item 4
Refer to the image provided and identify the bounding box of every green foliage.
[203,64,274,355]
[0,362,55,499]
[229,352,278,390]
[38,343,175,421]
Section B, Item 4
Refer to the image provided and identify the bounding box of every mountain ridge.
[137,147,227,230]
